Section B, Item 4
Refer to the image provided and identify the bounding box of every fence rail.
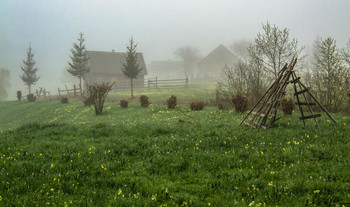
[146,77,188,90]
[58,85,82,96]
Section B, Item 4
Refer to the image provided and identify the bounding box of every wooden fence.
[146,77,188,90]
[58,85,82,96]
[35,87,51,99]
[113,77,189,91]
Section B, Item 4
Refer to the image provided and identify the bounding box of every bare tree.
[312,37,347,112]
[174,46,201,79]
[230,39,253,59]
[341,39,350,69]
[248,22,303,79]
[86,82,115,115]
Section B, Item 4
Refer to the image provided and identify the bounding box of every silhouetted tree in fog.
[174,46,201,79]
[0,68,10,100]
[67,32,90,95]
[20,44,39,94]
[121,37,143,98]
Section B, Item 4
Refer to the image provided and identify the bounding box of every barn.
[198,45,239,80]
[84,51,148,90]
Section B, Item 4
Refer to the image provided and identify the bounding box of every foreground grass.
[0,101,349,206]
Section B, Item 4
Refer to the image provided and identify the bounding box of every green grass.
[0,100,349,206]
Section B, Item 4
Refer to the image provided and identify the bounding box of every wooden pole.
[74,85,77,96]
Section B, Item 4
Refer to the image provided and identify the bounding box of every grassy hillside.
[0,101,349,206]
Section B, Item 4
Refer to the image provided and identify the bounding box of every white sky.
[1,0,350,99]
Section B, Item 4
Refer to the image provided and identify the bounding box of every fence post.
[148,80,150,90]
[156,77,158,88]
[74,85,77,96]
[185,77,188,89]
[58,88,60,97]
[44,89,46,98]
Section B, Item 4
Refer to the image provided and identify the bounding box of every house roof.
[86,51,147,75]
[199,44,239,66]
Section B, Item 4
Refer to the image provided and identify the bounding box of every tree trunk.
[79,76,83,96]
[131,78,134,98]
[29,84,31,94]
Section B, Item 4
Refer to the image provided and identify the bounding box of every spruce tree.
[66,32,90,95]
[20,44,39,94]
[121,37,143,98]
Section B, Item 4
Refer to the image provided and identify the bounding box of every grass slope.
[0,101,349,206]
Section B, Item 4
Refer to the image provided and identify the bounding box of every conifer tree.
[121,37,143,98]
[20,44,39,94]
[66,32,90,95]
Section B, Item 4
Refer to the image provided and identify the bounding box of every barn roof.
[86,51,147,75]
[199,44,239,66]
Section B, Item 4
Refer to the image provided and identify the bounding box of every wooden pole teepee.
[239,58,336,129]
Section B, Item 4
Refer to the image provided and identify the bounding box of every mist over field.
[1,0,350,100]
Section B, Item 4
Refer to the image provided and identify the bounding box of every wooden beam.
[294,89,308,96]
[300,114,321,120]
[295,102,316,106]
[288,77,300,84]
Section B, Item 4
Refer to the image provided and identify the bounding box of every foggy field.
[0,101,349,206]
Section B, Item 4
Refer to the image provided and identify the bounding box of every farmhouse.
[85,51,148,90]
[198,44,239,79]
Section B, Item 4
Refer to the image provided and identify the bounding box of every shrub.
[60,97,68,104]
[140,95,150,107]
[232,94,249,112]
[190,101,205,111]
[282,98,295,115]
[167,95,177,109]
[218,103,228,110]
[27,94,36,102]
[120,99,129,108]
[86,82,115,115]
[17,90,22,101]
[83,96,94,107]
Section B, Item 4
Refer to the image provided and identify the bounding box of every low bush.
[27,94,36,102]
[60,97,68,104]
[167,95,177,109]
[140,95,150,107]
[282,98,295,115]
[83,96,94,107]
[86,82,115,115]
[17,90,22,101]
[232,94,249,112]
[190,101,205,111]
[217,103,228,110]
[120,99,129,108]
